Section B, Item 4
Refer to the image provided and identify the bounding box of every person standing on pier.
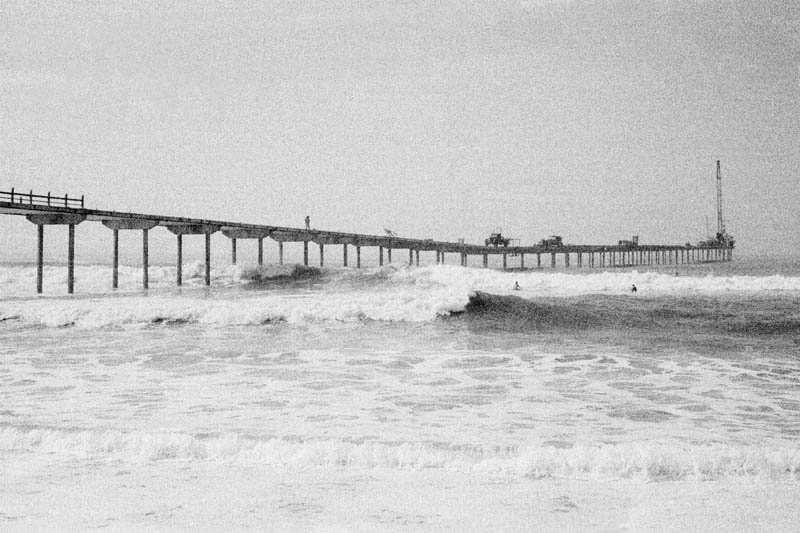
[305,215,310,230]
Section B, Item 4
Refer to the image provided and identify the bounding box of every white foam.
[2,426,798,480]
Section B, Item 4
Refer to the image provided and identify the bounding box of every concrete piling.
[112,229,119,289]
[142,228,149,289]
[36,224,43,294]
[67,224,75,294]
[205,232,211,286]
[177,234,183,286]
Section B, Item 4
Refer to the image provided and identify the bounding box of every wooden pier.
[0,189,733,294]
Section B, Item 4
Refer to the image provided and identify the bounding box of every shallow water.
[1,260,799,530]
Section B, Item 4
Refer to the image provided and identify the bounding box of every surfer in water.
[513,281,521,291]
[631,284,637,293]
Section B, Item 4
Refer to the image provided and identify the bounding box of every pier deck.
[0,190,733,293]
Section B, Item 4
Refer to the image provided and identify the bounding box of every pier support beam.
[520,253,525,269]
[319,243,324,267]
[278,241,283,265]
[100,219,157,290]
[379,246,384,266]
[258,238,264,266]
[415,249,420,266]
[27,213,86,294]
[537,253,541,268]
[551,253,556,268]
[166,224,219,286]
[502,254,507,270]
[356,246,361,268]
[409,249,413,266]
[303,241,308,266]
[388,248,392,263]
[343,244,348,267]
[565,253,570,268]
[483,253,488,268]
[231,238,237,264]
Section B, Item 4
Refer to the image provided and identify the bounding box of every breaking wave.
[1,264,798,331]
[2,425,798,481]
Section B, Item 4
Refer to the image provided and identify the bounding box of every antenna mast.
[716,160,725,236]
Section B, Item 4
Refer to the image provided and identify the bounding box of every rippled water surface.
[1,260,799,529]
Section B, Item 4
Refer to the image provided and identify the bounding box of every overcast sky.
[2,0,798,263]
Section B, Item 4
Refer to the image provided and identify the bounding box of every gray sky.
[2,0,798,263]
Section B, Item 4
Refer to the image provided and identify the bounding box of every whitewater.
[1,258,799,531]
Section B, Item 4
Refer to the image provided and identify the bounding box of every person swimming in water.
[631,284,637,293]
[513,281,521,290]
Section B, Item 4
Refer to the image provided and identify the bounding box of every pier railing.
[0,188,84,209]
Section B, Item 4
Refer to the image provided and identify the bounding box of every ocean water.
[1,258,799,531]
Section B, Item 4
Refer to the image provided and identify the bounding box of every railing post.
[64,193,68,207]
[47,192,51,206]
[10,187,14,203]
[81,195,84,208]
[30,190,33,204]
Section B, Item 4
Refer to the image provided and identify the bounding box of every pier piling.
[36,224,43,294]
[67,224,75,294]
[205,232,211,286]
[112,229,119,289]
[142,228,149,289]
[177,234,183,286]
